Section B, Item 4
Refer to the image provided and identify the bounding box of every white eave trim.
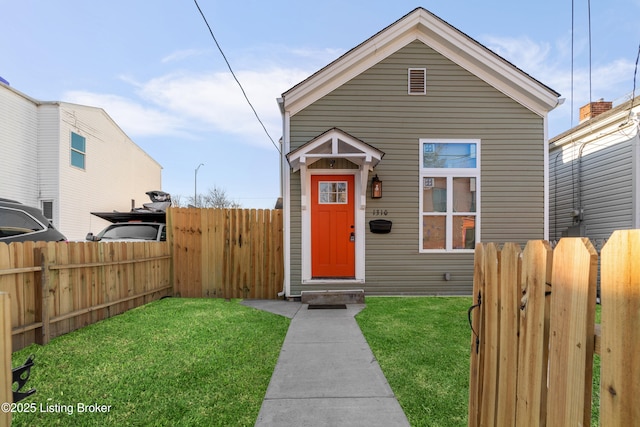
[282,8,559,118]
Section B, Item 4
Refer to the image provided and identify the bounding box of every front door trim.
[301,169,365,284]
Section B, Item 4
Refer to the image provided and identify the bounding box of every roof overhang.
[286,128,385,172]
[282,7,560,118]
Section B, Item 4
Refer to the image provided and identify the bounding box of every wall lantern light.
[371,174,382,199]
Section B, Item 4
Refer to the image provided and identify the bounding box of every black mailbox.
[369,219,392,234]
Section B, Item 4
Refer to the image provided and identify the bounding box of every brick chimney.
[579,99,613,123]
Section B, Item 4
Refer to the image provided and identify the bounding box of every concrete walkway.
[241,300,410,427]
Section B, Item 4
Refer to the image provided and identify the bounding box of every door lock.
[350,232,355,242]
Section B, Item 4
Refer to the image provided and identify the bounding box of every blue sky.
[2,1,639,208]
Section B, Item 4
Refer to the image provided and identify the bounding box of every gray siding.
[550,137,634,250]
[288,40,546,295]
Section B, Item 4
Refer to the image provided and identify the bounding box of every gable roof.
[282,7,560,117]
[286,127,385,172]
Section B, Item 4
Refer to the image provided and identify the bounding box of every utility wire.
[587,0,592,104]
[193,0,281,154]
[630,43,640,112]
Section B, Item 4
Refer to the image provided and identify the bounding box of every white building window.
[71,132,86,169]
[419,139,480,252]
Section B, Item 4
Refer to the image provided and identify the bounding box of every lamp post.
[194,163,204,207]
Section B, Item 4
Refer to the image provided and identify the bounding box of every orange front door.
[311,175,355,278]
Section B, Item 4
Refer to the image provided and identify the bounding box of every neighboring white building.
[1,82,162,240]
[549,97,640,250]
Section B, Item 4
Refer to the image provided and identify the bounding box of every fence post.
[37,246,51,346]
[1,292,12,427]
[600,230,640,425]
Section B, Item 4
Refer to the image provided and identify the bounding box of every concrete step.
[300,289,365,305]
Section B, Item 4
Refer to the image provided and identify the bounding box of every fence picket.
[468,243,485,427]
[496,243,520,426]
[1,292,11,426]
[479,243,500,427]
[515,240,551,427]
[546,238,597,427]
[600,230,640,426]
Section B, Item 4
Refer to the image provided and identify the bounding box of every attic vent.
[408,68,426,95]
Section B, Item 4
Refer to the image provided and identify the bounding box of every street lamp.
[194,163,204,207]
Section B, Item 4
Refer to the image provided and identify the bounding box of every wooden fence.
[468,230,640,426]
[0,241,171,352]
[168,208,284,299]
[1,292,10,427]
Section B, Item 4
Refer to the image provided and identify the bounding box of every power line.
[192,0,281,154]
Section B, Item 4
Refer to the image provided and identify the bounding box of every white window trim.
[419,138,481,253]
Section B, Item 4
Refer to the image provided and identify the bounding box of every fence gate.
[468,230,640,427]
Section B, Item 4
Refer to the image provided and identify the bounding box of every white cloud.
[161,49,209,63]
[481,35,636,135]
[483,35,553,74]
[62,66,311,149]
[135,67,310,148]
[61,91,187,138]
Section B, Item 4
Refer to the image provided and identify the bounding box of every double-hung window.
[71,132,86,169]
[419,139,480,252]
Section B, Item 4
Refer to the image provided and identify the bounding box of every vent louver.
[408,68,426,95]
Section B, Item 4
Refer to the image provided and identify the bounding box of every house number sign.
[372,209,388,216]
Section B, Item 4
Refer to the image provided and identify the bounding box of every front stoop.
[300,289,365,305]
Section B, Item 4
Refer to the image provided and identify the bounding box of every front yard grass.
[357,297,602,427]
[357,297,472,427]
[10,298,289,427]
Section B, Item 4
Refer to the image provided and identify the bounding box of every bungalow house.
[0,82,162,241]
[278,7,560,297]
[549,97,640,250]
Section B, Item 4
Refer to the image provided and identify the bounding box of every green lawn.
[10,298,289,427]
[10,296,600,426]
[357,297,472,427]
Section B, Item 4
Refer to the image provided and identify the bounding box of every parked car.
[86,222,166,242]
[0,198,67,243]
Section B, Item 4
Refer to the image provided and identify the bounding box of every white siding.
[37,104,61,226]
[0,85,39,205]
[57,103,162,240]
[1,85,163,241]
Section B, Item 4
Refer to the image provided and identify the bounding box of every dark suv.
[0,198,67,243]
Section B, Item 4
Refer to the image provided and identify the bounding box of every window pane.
[42,201,53,220]
[71,132,85,152]
[422,216,445,250]
[423,142,477,168]
[422,177,447,212]
[453,216,475,249]
[453,177,476,212]
[71,150,85,169]
[319,181,348,204]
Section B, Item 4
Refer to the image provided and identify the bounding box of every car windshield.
[100,224,159,240]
